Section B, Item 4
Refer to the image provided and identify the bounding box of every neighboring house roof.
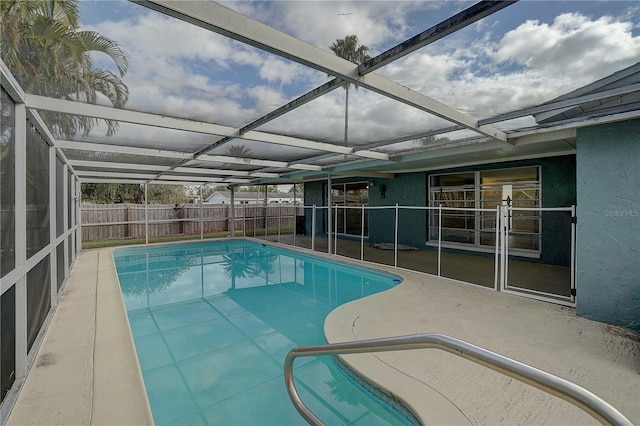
[534,62,640,124]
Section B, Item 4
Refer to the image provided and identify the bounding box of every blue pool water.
[114,240,409,425]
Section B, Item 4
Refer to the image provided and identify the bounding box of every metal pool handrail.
[284,333,632,426]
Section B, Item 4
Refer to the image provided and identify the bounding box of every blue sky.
[79,0,640,145]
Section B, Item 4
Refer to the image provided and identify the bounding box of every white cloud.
[224,1,444,53]
[378,11,640,119]
[258,57,309,87]
[82,3,640,146]
[495,13,640,79]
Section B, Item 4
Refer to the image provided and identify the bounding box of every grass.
[82,227,296,249]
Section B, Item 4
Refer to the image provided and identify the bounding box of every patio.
[5,241,639,425]
[1,0,639,422]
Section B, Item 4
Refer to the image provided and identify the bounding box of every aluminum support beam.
[56,139,193,159]
[27,95,389,159]
[75,170,224,182]
[15,102,28,379]
[359,1,517,74]
[49,146,58,307]
[187,1,515,157]
[480,84,640,126]
[68,160,173,172]
[0,58,26,103]
[230,187,235,237]
[137,0,507,142]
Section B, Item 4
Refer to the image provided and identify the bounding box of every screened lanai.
[2,0,640,421]
[6,0,639,188]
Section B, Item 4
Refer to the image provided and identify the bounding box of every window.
[328,182,369,236]
[429,167,540,251]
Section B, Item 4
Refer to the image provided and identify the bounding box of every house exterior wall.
[207,193,230,204]
[576,119,640,331]
[368,173,427,248]
[305,155,577,266]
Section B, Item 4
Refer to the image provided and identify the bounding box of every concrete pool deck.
[5,241,640,425]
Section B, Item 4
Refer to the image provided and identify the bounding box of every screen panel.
[26,256,51,352]
[1,88,16,278]
[0,286,16,403]
[26,124,50,258]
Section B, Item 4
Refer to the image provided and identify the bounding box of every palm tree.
[1,0,129,137]
[329,35,371,145]
[225,144,254,159]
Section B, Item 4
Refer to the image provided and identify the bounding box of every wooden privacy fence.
[81,203,302,241]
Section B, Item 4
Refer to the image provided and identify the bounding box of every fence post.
[394,203,399,268]
[230,188,235,237]
[494,205,500,291]
[500,205,508,291]
[144,184,148,244]
[199,186,204,240]
[293,205,297,247]
[361,204,365,261]
[278,203,281,243]
[571,205,576,301]
[312,204,316,251]
[327,175,332,255]
[438,204,442,277]
[334,204,338,255]
[127,205,132,237]
[264,186,268,239]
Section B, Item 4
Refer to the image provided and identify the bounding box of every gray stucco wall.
[576,119,640,331]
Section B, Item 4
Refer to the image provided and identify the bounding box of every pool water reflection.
[114,240,409,425]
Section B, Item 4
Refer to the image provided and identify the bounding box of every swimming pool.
[114,239,411,425]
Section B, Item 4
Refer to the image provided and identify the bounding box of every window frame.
[428,166,542,256]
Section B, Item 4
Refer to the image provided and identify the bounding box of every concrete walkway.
[6,249,152,425]
[5,241,639,425]
[325,266,640,424]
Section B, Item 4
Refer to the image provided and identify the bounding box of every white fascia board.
[80,178,149,184]
[221,178,253,184]
[482,85,640,125]
[150,180,208,185]
[199,154,287,168]
[141,0,507,143]
[332,170,395,179]
[67,160,171,172]
[509,110,640,138]
[157,175,222,182]
[288,163,323,171]
[249,172,280,178]
[55,139,193,159]
[533,107,575,123]
[26,94,238,137]
[509,128,576,146]
[76,170,158,179]
[173,166,250,176]
[353,150,390,161]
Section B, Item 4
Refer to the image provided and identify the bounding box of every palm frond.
[76,31,129,76]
